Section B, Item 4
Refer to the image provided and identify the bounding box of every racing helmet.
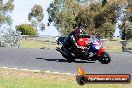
[74,27,84,35]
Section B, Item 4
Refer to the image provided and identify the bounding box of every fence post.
[48,36,51,49]
[120,40,127,52]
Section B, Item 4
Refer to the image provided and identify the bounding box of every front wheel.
[98,52,111,64]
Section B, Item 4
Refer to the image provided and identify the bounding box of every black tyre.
[76,75,86,85]
[61,51,75,62]
[98,52,111,64]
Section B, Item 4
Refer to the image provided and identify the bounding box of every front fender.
[97,48,105,56]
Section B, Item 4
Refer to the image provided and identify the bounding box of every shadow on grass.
[36,58,95,63]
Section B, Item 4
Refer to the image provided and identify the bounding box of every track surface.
[0,48,132,75]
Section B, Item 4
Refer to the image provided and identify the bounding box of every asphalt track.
[0,48,132,75]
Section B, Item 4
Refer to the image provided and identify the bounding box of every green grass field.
[0,68,131,88]
[20,39,59,49]
[20,38,132,52]
[103,40,122,52]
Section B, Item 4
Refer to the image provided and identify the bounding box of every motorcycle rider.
[63,24,86,56]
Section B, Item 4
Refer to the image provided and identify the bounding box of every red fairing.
[97,48,105,56]
[77,38,90,47]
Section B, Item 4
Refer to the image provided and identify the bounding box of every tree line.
[47,0,132,40]
[0,0,132,40]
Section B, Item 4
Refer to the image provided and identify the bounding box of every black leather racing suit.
[63,31,81,54]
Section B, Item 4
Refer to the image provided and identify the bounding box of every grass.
[20,39,58,49]
[0,68,131,88]
[103,40,122,52]
[127,41,132,48]
[20,38,132,52]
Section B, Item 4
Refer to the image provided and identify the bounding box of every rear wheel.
[66,57,75,63]
[98,52,111,64]
[62,54,75,63]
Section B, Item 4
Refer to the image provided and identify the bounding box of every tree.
[0,0,21,48]
[102,0,107,7]
[115,0,132,40]
[125,29,132,40]
[47,0,117,38]
[16,24,37,36]
[28,4,45,31]
[101,0,132,40]
[47,0,81,35]
[99,22,115,38]
[124,22,132,40]
[0,0,14,27]
[0,28,21,48]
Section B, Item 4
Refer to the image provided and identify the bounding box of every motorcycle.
[56,34,111,64]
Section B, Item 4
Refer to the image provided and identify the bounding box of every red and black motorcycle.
[56,34,111,64]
